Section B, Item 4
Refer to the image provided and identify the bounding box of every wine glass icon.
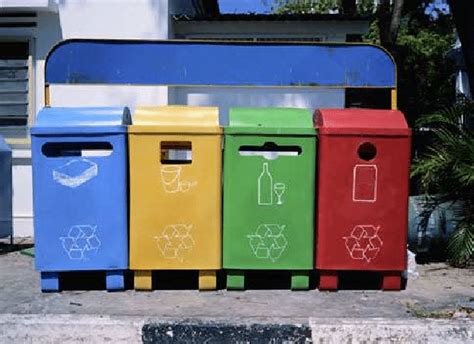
[274,183,286,205]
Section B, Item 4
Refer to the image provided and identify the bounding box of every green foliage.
[275,2,455,120]
[412,97,474,266]
[273,0,375,15]
[356,0,376,16]
[364,12,456,121]
[364,20,380,43]
[274,0,340,14]
[396,13,456,119]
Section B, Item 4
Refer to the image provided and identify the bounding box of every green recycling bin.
[223,108,316,290]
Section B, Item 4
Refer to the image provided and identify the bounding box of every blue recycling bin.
[0,136,12,242]
[31,107,130,291]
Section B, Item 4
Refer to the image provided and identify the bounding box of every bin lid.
[225,108,315,135]
[129,106,221,134]
[31,107,130,135]
[315,109,411,136]
[0,136,11,153]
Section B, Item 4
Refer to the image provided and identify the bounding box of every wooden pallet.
[226,270,311,290]
[318,270,405,291]
[133,270,218,291]
[40,270,126,292]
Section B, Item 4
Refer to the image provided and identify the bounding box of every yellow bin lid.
[129,106,221,134]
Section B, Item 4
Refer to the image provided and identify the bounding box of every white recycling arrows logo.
[247,224,288,262]
[60,225,101,261]
[154,224,194,262]
[343,225,383,263]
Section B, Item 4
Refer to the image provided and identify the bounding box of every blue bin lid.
[0,136,11,153]
[31,107,130,135]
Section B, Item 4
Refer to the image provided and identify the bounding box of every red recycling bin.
[315,109,412,291]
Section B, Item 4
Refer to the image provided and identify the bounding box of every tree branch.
[389,0,405,44]
[449,0,474,97]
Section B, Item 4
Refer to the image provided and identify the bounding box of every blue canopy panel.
[45,40,396,88]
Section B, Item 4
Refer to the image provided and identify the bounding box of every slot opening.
[239,142,302,160]
[42,142,113,157]
[161,141,192,164]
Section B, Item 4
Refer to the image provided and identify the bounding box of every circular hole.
[358,142,377,161]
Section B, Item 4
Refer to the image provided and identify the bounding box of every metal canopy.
[45,39,396,88]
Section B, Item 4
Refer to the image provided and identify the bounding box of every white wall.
[11,149,32,237]
[171,87,345,125]
[1,1,173,128]
[1,0,53,10]
[2,0,172,237]
[35,11,64,121]
[48,0,170,110]
[0,11,62,237]
[57,0,169,40]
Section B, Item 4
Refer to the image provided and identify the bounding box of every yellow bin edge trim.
[130,105,222,134]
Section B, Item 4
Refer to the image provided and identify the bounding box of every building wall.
[1,0,171,237]
[50,0,170,110]
[173,20,369,42]
[0,3,369,237]
[0,11,62,237]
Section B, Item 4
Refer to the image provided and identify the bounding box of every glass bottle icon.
[258,162,273,205]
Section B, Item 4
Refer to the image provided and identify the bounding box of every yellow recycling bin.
[129,106,222,290]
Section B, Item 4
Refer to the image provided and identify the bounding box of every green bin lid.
[225,108,315,135]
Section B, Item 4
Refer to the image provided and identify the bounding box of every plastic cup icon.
[160,166,181,193]
[179,180,197,192]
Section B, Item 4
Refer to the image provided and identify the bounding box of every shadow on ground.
[36,269,406,291]
[0,242,33,256]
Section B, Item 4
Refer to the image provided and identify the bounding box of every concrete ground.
[0,240,473,343]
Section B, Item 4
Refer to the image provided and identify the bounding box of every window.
[0,41,30,128]
[188,37,322,42]
[346,34,363,42]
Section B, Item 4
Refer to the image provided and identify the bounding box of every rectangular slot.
[239,142,302,160]
[42,142,113,157]
[161,141,192,164]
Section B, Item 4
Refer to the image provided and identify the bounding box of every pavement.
[0,240,473,343]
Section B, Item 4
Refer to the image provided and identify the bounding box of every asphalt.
[0,242,473,343]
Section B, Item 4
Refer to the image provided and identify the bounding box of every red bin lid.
[314,108,411,136]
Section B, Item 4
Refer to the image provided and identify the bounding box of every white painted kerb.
[310,318,474,344]
[0,314,145,344]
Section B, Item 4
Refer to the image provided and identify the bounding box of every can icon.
[352,164,377,202]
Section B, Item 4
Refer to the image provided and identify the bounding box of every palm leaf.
[412,96,474,265]
[447,221,474,266]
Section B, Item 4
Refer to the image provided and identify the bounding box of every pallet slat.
[39,270,126,292]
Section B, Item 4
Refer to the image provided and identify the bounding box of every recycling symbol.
[247,224,288,262]
[60,225,101,261]
[343,225,382,262]
[154,224,194,262]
